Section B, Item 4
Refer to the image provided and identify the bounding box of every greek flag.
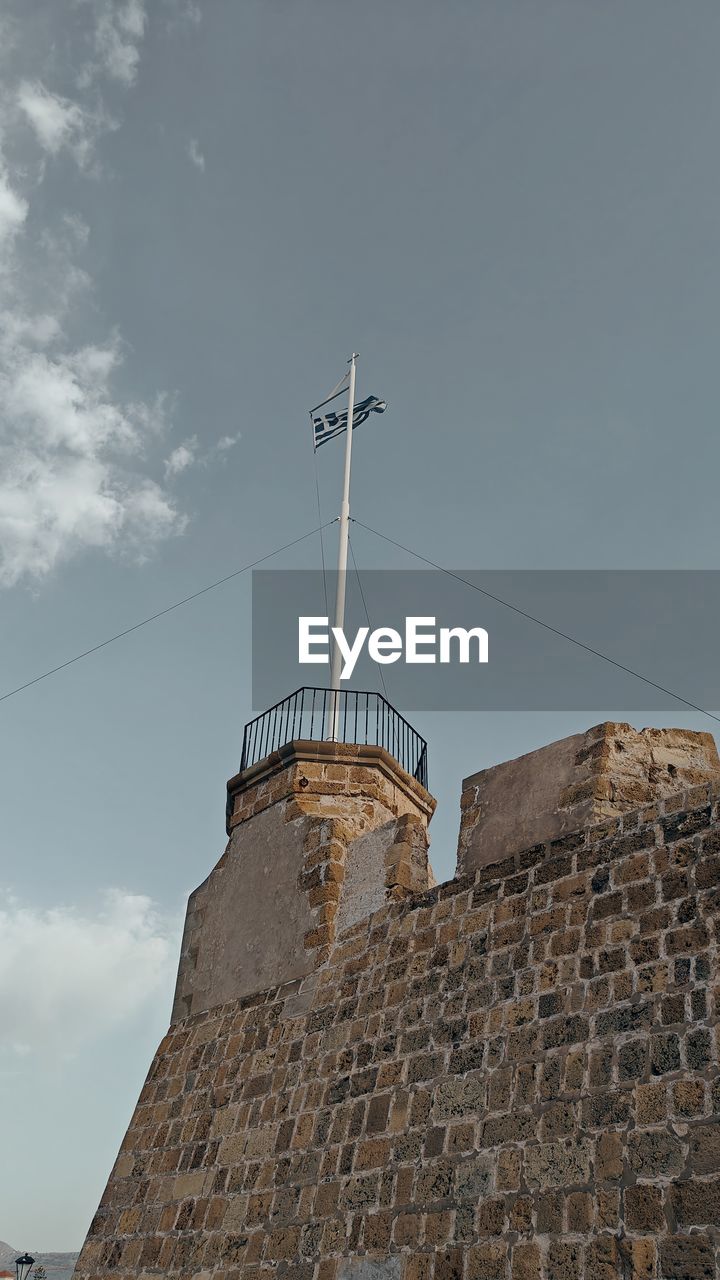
[310,377,387,450]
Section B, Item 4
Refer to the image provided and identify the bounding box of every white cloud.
[0,14,17,62]
[6,342,130,454]
[0,448,184,588]
[77,0,147,87]
[164,436,197,477]
[216,432,241,451]
[0,312,61,347]
[0,163,28,250]
[0,3,194,589]
[160,0,202,33]
[177,0,202,24]
[0,133,186,590]
[162,432,241,479]
[0,889,181,1058]
[17,80,103,168]
[0,315,187,586]
[187,136,205,171]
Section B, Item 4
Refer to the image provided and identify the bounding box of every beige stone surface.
[172,742,435,1021]
[75,758,720,1279]
[457,721,720,875]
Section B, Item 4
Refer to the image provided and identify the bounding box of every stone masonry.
[173,742,436,1021]
[458,723,720,875]
[74,725,720,1280]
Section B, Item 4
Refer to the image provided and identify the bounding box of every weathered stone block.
[546,1240,584,1280]
[454,1154,493,1200]
[688,1124,720,1173]
[338,1260,401,1280]
[671,1177,720,1226]
[596,1132,624,1182]
[625,1184,664,1230]
[524,1138,592,1190]
[433,1076,484,1121]
[466,1243,506,1280]
[660,1235,715,1280]
[510,1242,541,1280]
[628,1130,685,1178]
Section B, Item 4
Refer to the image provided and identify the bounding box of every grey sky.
[2,0,720,1250]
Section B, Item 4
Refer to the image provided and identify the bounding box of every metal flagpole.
[328,352,358,740]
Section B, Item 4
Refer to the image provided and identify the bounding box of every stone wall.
[458,723,720,875]
[75,776,720,1279]
[173,743,435,1021]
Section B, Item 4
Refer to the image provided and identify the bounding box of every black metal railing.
[239,687,428,788]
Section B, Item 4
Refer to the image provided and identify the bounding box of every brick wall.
[74,780,720,1280]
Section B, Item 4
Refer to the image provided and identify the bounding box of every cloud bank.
[0,888,181,1058]
[0,2,203,589]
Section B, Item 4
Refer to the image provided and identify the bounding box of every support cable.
[350,517,720,728]
[313,450,330,619]
[349,533,403,763]
[349,534,389,702]
[0,521,337,706]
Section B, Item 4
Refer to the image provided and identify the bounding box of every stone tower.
[74,713,720,1280]
[173,734,436,1022]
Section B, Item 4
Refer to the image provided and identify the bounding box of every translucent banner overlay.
[251,570,720,713]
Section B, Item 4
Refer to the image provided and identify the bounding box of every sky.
[1,0,720,1251]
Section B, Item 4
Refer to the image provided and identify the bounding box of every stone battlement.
[458,722,720,875]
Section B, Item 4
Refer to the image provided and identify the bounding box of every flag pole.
[328,351,358,740]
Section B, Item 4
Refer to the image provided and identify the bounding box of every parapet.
[457,721,720,876]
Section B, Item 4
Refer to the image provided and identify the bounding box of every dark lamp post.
[15,1256,34,1280]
